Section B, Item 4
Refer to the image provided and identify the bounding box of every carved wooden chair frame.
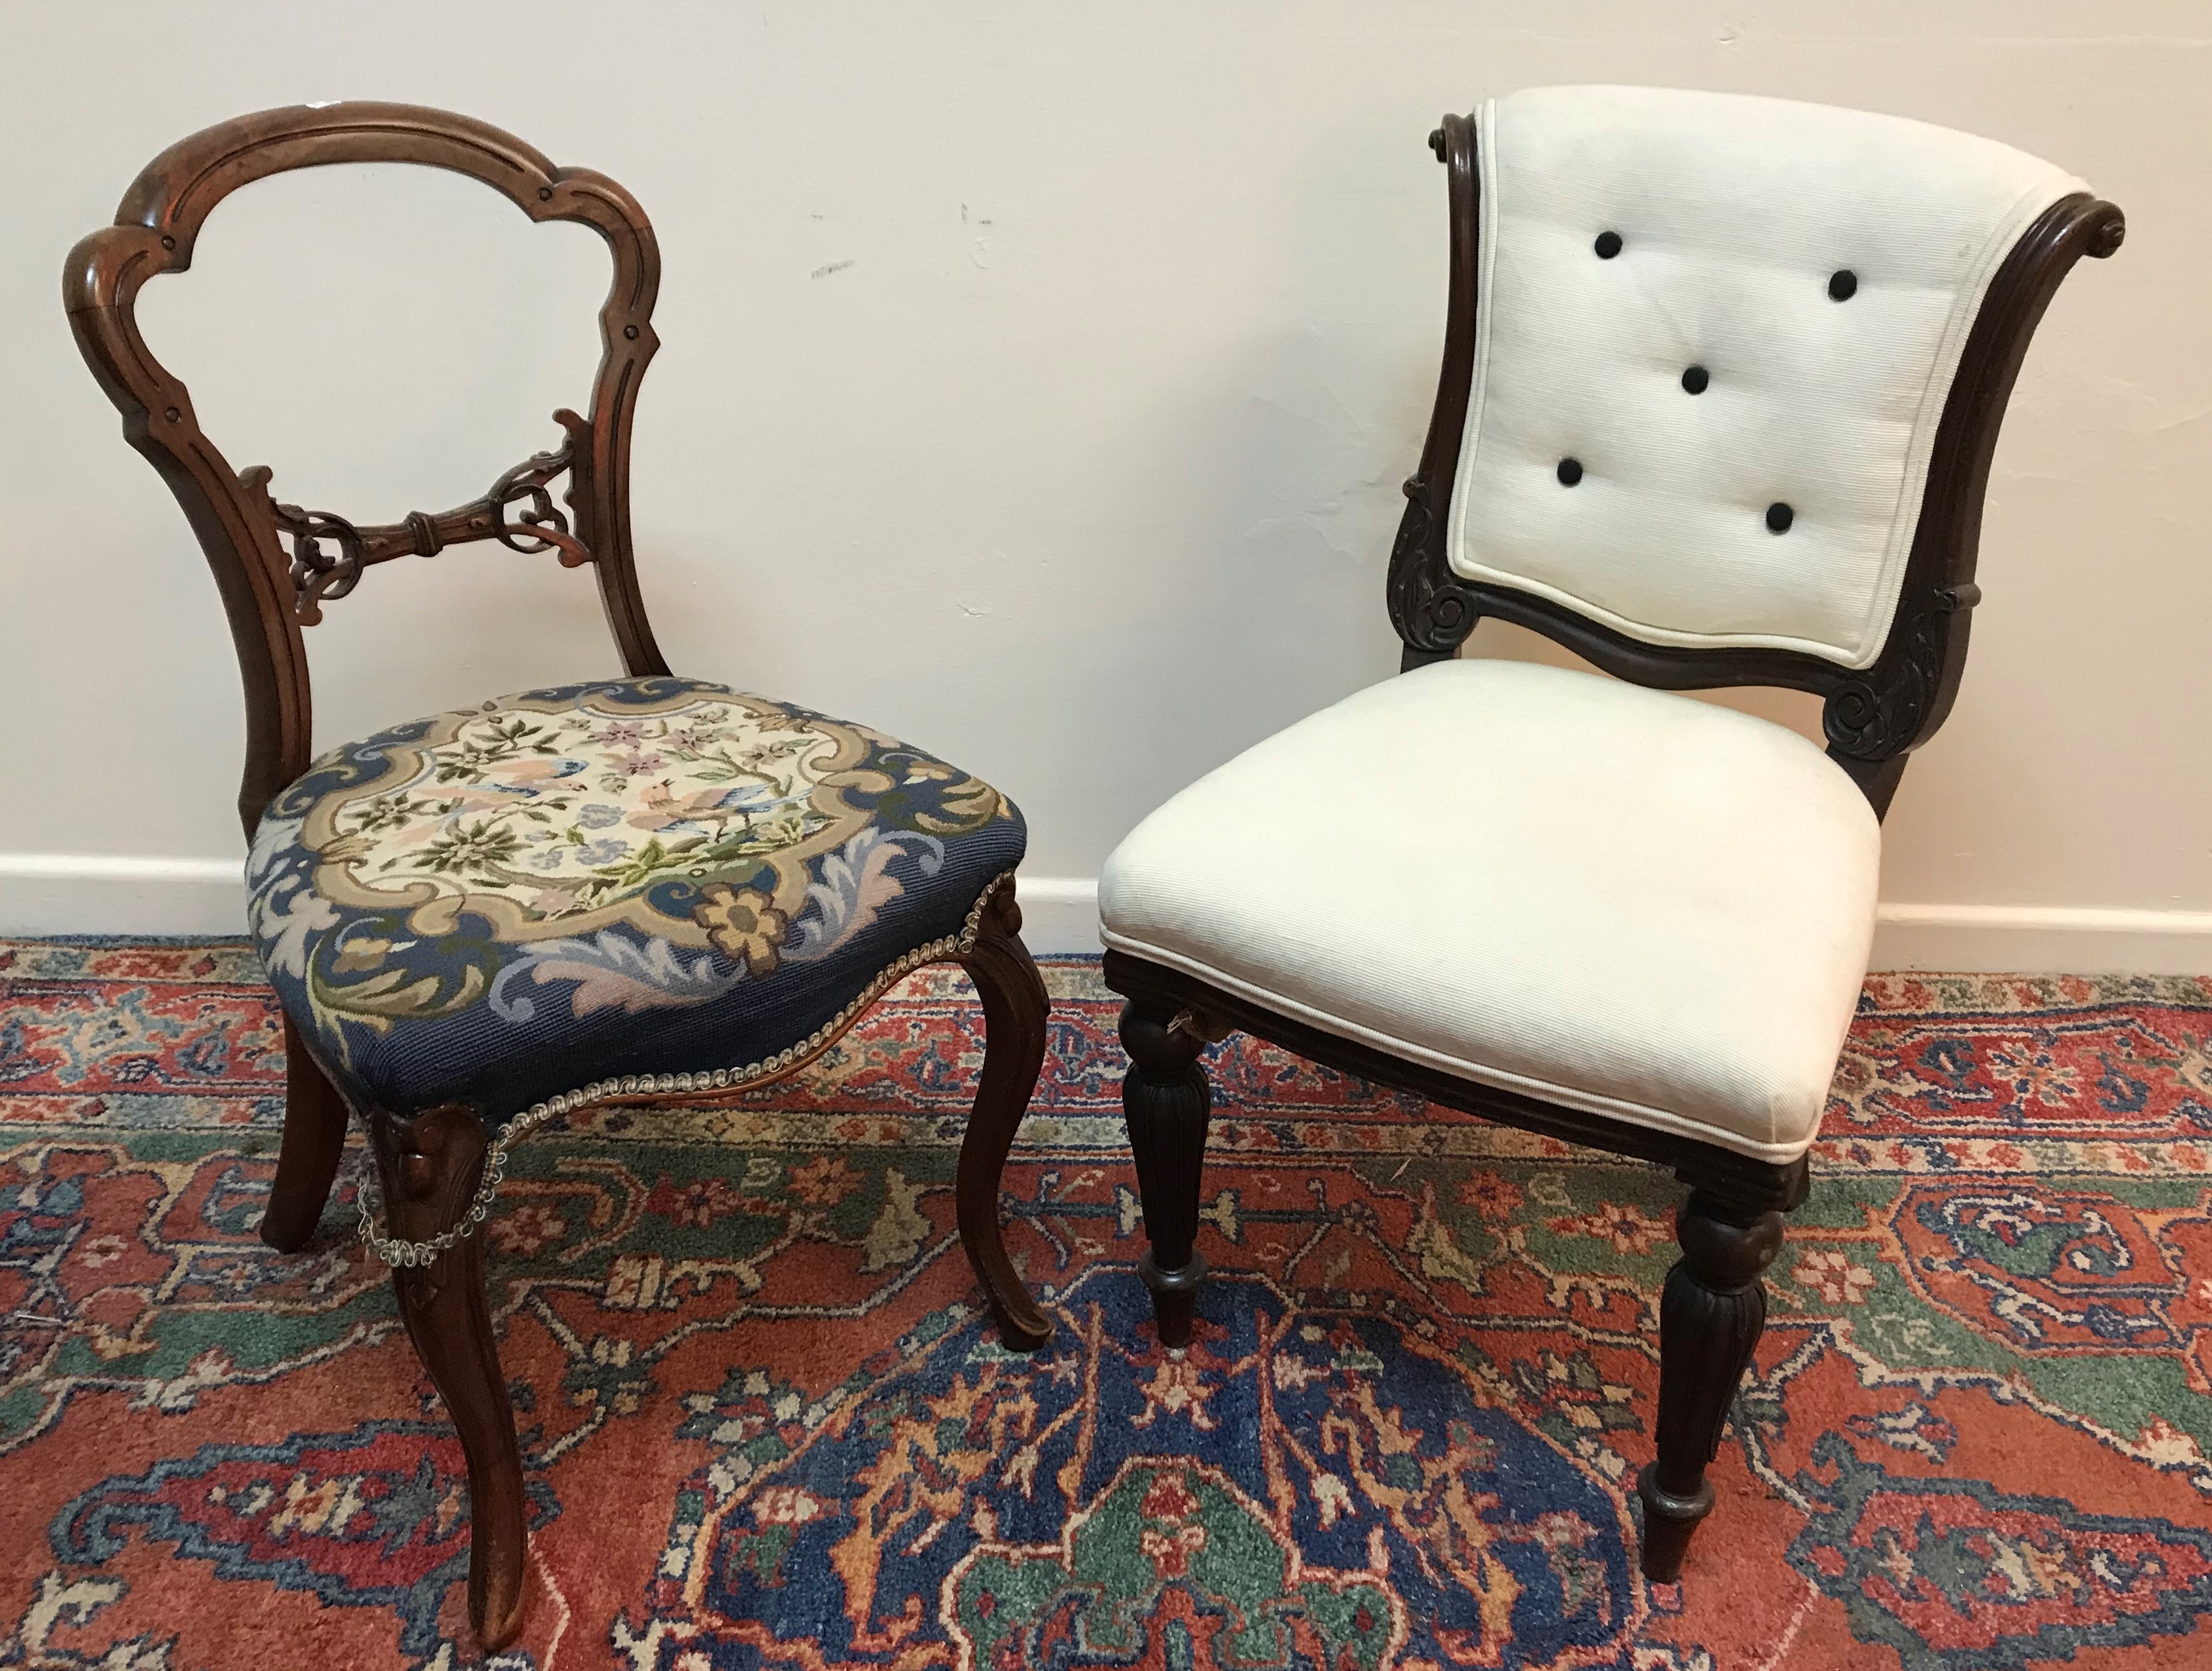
[1107,111,2124,1582]
[66,103,1052,1649]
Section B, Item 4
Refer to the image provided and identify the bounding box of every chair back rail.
[63,102,670,834]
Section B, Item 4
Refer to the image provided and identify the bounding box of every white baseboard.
[0,854,247,937]
[2,857,2208,975]
[1010,881,2212,974]
[1010,876,1101,955]
[1868,903,2212,976]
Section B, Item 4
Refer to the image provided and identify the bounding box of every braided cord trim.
[355,871,1014,1268]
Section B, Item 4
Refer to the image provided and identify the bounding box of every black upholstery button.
[1557,457,1584,486]
[1594,230,1622,259]
[1766,501,1794,533]
[1681,364,1709,395]
[1828,269,1857,302]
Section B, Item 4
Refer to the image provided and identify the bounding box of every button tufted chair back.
[1387,86,2122,813]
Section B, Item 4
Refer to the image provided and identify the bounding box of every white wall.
[3,1,2207,968]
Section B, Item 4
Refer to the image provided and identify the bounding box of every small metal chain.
[354,1146,503,1267]
[348,876,1007,1269]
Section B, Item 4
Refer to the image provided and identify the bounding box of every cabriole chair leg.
[374,1106,528,1651]
[260,1016,350,1252]
[1636,1188,1787,1581]
[1118,998,1214,1347]
[953,883,1054,1352]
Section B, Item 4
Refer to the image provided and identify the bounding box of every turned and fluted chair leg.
[374,1105,527,1651]
[1636,1189,1787,1581]
[1119,997,1216,1347]
[953,882,1054,1352]
[260,1015,350,1252]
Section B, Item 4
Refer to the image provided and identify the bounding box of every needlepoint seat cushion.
[1097,660,1880,1161]
[247,676,1025,1124]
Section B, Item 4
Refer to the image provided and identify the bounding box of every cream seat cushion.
[1097,660,1880,1162]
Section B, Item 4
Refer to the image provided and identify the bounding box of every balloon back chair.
[1097,86,2121,1581]
[65,103,1052,1649]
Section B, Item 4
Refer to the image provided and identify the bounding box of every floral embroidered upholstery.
[247,677,1025,1125]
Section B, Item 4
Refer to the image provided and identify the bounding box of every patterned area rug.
[3,941,2212,1670]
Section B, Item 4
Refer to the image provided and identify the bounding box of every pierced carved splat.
[64,101,671,832]
[242,410,594,625]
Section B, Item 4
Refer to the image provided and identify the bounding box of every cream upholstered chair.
[1097,86,2121,1581]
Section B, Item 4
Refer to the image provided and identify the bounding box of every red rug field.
[3,940,2212,1668]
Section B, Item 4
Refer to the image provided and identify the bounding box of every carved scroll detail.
[1821,582,1980,762]
[246,410,594,625]
[1383,475,1479,660]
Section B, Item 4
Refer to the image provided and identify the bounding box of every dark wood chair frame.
[1107,111,2123,1583]
[65,102,1053,1651]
